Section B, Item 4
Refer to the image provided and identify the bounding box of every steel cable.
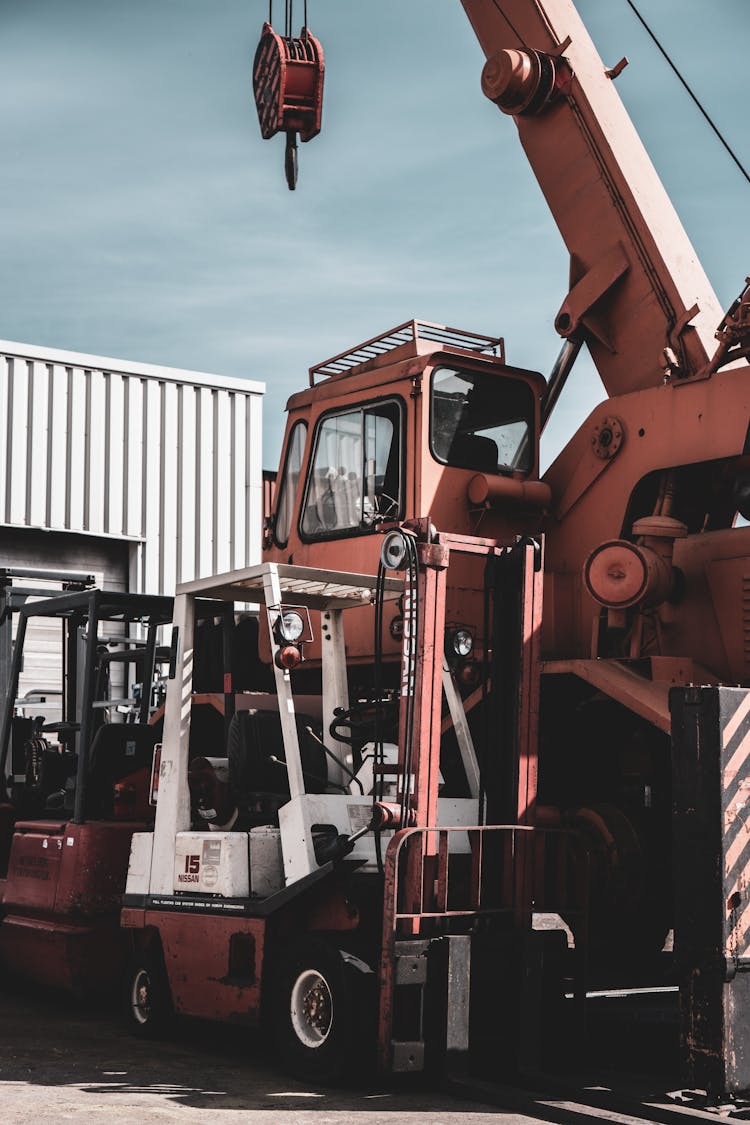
[623,0,750,188]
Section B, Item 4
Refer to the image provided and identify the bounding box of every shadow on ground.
[3,983,749,1124]
[0,984,498,1117]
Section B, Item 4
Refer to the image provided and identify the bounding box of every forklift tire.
[272,938,374,1084]
[123,951,172,1039]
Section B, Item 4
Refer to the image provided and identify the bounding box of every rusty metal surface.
[0,820,140,994]
[153,910,265,1023]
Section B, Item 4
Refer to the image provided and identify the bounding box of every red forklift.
[0,588,235,996]
[121,544,588,1081]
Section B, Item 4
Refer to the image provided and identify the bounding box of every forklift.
[0,588,227,996]
[121,535,588,1081]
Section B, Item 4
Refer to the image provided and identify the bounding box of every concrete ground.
[0,986,537,1125]
[3,983,734,1125]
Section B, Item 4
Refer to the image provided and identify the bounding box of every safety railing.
[309,320,505,383]
[382,823,588,929]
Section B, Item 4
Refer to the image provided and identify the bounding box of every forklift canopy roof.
[177,563,403,611]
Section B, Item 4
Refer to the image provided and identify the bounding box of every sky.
[1,0,748,473]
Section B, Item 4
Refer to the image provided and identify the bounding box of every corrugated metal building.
[0,338,264,591]
[0,338,264,701]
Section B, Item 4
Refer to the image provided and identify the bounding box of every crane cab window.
[300,400,402,539]
[274,421,307,547]
[431,366,534,474]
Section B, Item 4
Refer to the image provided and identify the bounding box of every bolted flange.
[591,415,624,460]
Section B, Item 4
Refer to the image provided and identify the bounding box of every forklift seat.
[227,709,327,825]
[86,723,160,819]
[22,737,76,818]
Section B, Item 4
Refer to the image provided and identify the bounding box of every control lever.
[303,726,363,794]
[267,754,348,794]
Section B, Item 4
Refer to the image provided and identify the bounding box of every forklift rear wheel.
[272,939,372,1083]
[123,952,172,1038]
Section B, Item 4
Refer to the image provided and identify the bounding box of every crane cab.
[264,321,547,667]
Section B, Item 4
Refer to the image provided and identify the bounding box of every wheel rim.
[131,967,153,1026]
[289,968,333,1049]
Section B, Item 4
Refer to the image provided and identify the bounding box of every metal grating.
[242,574,375,603]
[309,320,505,384]
[180,562,403,611]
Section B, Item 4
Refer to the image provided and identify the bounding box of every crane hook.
[284,130,298,191]
[252,21,325,192]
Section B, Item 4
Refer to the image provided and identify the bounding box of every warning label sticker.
[347,804,371,834]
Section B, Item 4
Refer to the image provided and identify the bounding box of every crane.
[257,0,750,1095]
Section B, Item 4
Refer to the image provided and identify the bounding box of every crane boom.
[460,0,724,395]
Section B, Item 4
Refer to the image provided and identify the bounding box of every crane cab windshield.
[430,366,534,475]
[299,399,402,540]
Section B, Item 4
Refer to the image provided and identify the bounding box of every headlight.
[389,615,404,641]
[278,610,304,643]
[450,628,474,658]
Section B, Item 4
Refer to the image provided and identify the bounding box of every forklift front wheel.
[272,939,373,1083]
[123,952,172,1039]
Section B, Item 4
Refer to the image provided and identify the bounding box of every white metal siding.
[0,528,129,710]
[0,341,265,595]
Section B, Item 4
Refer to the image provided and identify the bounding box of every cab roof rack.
[309,319,505,385]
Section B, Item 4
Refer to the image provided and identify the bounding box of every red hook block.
[253,22,325,190]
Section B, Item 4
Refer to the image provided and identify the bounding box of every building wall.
[0,339,265,594]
